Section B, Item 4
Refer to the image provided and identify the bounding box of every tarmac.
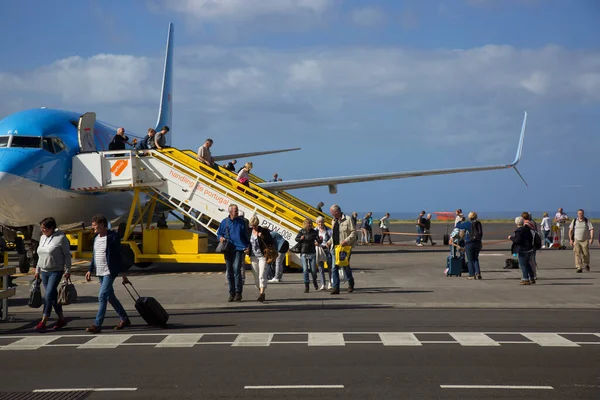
[2,226,598,328]
[1,224,598,399]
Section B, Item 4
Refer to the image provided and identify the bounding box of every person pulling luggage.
[85,214,131,333]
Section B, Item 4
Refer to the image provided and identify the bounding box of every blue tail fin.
[155,23,174,146]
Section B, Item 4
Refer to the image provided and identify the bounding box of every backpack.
[532,230,542,250]
[470,221,483,241]
[108,138,117,151]
[571,218,589,241]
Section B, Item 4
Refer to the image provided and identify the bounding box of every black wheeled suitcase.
[123,280,169,326]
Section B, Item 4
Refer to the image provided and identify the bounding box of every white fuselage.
[0,172,132,228]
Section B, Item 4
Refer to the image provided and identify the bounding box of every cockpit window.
[0,136,8,148]
[10,136,42,148]
[43,138,55,153]
[52,138,67,152]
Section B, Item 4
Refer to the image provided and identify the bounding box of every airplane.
[0,23,527,259]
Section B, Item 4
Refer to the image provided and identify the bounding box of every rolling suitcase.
[123,280,169,327]
[446,255,462,276]
[443,234,450,246]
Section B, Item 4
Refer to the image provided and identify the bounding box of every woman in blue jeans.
[456,212,483,280]
[295,218,321,293]
[509,216,536,285]
[34,217,72,332]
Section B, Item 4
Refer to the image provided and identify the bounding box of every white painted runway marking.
[156,334,203,348]
[245,385,344,389]
[523,333,580,347]
[379,333,422,346]
[34,388,137,392]
[440,385,553,390]
[308,333,345,346]
[77,334,131,349]
[450,333,500,347]
[232,333,273,347]
[1,336,59,350]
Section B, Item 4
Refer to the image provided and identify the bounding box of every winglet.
[510,111,527,166]
[155,23,174,146]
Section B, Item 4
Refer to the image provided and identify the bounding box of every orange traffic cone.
[551,228,560,249]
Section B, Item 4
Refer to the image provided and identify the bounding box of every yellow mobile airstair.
[70,148,326,268]
[181,150,332,225]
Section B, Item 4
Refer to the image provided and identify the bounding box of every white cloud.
[164,0,335,23]
[351,7,386,27]
[520,71,549,95]
[1,44,599,164]
[2,41,600,213]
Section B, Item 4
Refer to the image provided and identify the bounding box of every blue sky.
[1,0,599,217]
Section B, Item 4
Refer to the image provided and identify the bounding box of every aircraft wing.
[212,147,301,162]
[257,112,528,194]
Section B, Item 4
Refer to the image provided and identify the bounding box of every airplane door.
[78,112,96,152]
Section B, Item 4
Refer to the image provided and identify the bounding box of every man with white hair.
[327,204,357,294]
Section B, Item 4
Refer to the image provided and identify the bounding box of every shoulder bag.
[216,219,235,254]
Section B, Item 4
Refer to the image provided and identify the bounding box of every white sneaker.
[541,245,546,249]
[416,243,424,247]
[319,285,326,291]
[327,283,332,290]
[268,278,280,283]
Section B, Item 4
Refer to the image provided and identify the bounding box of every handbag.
[28,278,42,309]
[335,245,352,267]
[289,242,302,254]
[58,276,78,305]
[315,246,327,264]
[216,219,235,254]
[262,243,277,264]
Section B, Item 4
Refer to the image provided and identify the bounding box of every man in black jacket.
[85,214,130,333]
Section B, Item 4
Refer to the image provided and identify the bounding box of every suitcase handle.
[122,279,141,302]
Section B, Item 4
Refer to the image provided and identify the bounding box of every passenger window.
[0,136,8,148]
[52,138,67,153]
[43,138,55,153]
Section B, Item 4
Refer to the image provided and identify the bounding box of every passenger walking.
[379,213,392,244]
[360,213,371,245]
[509,217,536,285]
[268,230,289,283]
[540,212,552,248]
[423,213,437,246]
[296,218,321,292]
[315,216,333,290]
[415,211,426,246]
[225,159,237,172]
[522,212,539,276]
[351,212,358,230]
[554,208,569,247]
[456,212,483,280]
[327,205,357,294]
[108,127,132,150]
[197,138,215,167]
[216,204,250,302]
[248,216,273,302]
[154,126,169,150]
[236,162,253,186]
[135,128,156,150]
[34,217,71,332]
[569,209,594,273]
[85,214,131,333]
